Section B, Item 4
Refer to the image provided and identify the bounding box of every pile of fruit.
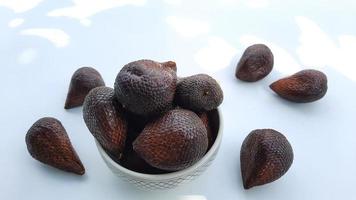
[83,59,223,173]
[25,43,328,190]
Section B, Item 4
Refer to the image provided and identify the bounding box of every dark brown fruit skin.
[240,129,293,189]
[175,74,223,112]
[235,44,274,82]
[198,112,214,151]
[25,117,85,175]
[114,59,177,116]
[133,109,208,171]
[65,67,105,109]
[106,110,167,174]
[270,69,328,103]
[197,109,220,152]
[83,87,127,155]
[117,142,169,174]
[123,105,171,145]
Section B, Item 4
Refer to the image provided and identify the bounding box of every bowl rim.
[96,108,223,181]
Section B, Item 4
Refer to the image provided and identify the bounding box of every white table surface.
[1,1,356,199]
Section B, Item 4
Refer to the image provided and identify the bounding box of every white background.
[1,0,356,199]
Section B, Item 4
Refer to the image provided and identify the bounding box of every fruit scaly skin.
[113,109,171,174]
[117,143,169,174]
[83,87,127,155]
[114,59,177,116]
[26,117,85,175]
[65,67,105,109]
[133,109,208,171]
[270,69,328,103]
[175,74,223,112]
[235,44,274,82]
[240,129,293,189]
[198,112,214,151]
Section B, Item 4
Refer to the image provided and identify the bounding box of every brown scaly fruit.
[270,69,328,103]
[175,74,223,112]
[198,112,214,151]
[117,143,169,174]
[25,117,85,175]
[240,129,293,189]
[83,87,127,156]
[114,59,177,116]
[235,44,274,82]
[65,67,105,109]
[133,109,208,171]
[111,111,166,174]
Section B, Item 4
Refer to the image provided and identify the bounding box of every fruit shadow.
[238,162,299,199]
[37,162,88,182]
[20,146,87,183]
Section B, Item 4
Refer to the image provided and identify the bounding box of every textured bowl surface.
[96,109,223,190]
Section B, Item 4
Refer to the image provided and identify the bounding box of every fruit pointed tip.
[64,104,74,109]
[72,163,85,175]
[241,173,256,190]
[64,97,74,109]
[235,69,241,79]
[243,184,252,190]
[269,82,277,91]
[64,101,80,109]
[162,61,177,72]
[64,104,70,109]
[77,169,85,176]
[235,74,239,80]
[242,180,254,190]
[132,139,143,157]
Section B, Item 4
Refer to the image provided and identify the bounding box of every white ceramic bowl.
[96,109,223,190]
